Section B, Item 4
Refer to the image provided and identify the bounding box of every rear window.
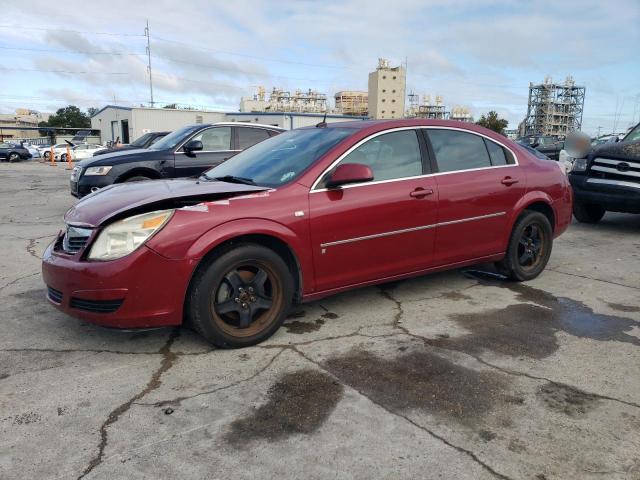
[427,129,491,173]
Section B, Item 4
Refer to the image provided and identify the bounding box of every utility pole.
[144,20,155,107]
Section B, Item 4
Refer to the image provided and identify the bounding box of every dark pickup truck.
[568,122,640,223]
[516,135,564,160]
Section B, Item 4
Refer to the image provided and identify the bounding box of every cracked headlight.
[88,209,174,260]
[84,166,113,176]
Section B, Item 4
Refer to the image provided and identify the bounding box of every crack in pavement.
[0,272,39,294]
[547,268,640,291]
[136,347,286,407]
[377,286,640,411]
[288,344,513,480]
[77,328,180,480]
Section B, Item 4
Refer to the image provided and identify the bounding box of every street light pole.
[145,19,155,107]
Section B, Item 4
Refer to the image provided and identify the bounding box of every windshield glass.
[623,124,640,143]
[203,127,354,187]
[130,132,153,147]
[149,125,201,150]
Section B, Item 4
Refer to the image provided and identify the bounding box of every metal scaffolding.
[523,76,585,137]
[334,91,368,116]
[406,94,449,119]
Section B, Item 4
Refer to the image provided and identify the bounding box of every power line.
[0,67,129,75]
[0,45,144,56]
[0,25,144,37]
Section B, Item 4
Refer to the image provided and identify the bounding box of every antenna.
[144,20,155,107]
[316,112,328,128]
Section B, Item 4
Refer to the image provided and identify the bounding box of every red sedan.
[42,119,572,347]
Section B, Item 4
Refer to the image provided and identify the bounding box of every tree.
[86,107,99,117]
[476,111,509,135]
[42,105,91,128]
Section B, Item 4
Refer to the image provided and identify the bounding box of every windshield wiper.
[210,175,256,185]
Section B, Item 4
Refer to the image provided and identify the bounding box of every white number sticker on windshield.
[280,171,296,182]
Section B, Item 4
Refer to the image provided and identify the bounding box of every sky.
[0,0,638,135]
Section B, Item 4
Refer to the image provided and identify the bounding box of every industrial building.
[449,106,474,122]
[334,91,368,116]
[239,86,328,114]
[368,58,405,120]
[406,94,449,119]
[521,76,585,137]
[90,105,364,144]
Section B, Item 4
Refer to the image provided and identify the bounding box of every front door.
[309,129,438,292]
[424,128,526,266]
[174,126,236,177]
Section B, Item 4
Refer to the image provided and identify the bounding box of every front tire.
[124,175,151,182]
[187,244,294,348]
[60,153,67,162]
[8,153,19,162]
[573,200,605,224]
[496,210,553,281]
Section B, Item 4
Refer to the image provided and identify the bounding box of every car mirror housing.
[325,163,374,189]
[184,140,203,153]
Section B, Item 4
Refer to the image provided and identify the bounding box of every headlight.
[88,209,174,260]
[571,158,588,172]
[84,166,113,176]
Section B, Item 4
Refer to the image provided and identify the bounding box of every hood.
[591,139,640,162]
[77,148,157,168]
[64,178,269,227]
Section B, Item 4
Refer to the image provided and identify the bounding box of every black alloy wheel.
[187,243,293,347]
[496,210,553,281]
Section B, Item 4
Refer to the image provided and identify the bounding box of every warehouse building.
[91,106,364,144]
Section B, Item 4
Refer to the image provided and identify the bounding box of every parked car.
[516,135,564,160]
[93,131,169,156]
[64,144,107,161]
[20,142,41,158]
[0,142,32,162]
[568,122,640,223]
[69,123,284,197]
[43,119,572,347]
[43,143,73,160]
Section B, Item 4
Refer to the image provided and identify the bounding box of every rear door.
[424,128,525,266]
[235,126,272,151]
[309,128,438,291]
[173,126,235,177]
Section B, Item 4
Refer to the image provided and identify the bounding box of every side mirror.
[531,142,540,148]
[184,139,203,153]
[325,163,374,189]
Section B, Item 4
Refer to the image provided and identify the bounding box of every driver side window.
[326,129,423,185]
[190,127,231,151]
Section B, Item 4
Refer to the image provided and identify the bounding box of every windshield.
[203,127,354,187]
[623,124,640,143]
[149,125,201,150]
[130,132,153,147]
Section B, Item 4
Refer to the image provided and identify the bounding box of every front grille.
[70,297,124,314]
[47,286,63,304]
[590,157,640,184]
[61,226,92,254]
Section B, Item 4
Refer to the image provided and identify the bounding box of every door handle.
[410,188,434,198]
[501,176,519,186]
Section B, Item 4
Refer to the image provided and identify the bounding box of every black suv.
[70,123,284,197]
[93,131,169,156]
[516,135,564,160]
[0,142,32,162]
[568,123,640,223]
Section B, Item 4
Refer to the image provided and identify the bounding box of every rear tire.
[186,243,293,348]
[573,200,605,224]
[44,151,51,160]
[495,210,553,281]
[60,153,67,162]
[8,153,19,162]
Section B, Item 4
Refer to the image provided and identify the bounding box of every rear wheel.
[573,200,605,224]
[8,152,19,162]
[496,210,553,281]
[60,153,67,162]
[44,151,51,160]
[187,244,293,348]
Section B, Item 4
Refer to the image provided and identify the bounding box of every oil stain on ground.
[283,319,325,334]
[430,271,640,359]
[323,348,508,425]
[225,369,343,447]
[537,382,600,416]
